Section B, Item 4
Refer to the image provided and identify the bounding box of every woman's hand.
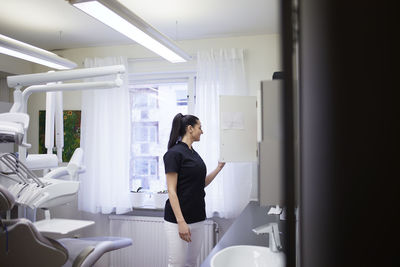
[205,162,226,187]
[217,162,226,170]
[178,221,191,242]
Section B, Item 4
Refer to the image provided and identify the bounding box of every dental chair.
[0,183,68,266]
[0,184,132,267]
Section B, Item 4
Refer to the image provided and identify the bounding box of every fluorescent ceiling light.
[69,0,191,63]
[0,34,77,70]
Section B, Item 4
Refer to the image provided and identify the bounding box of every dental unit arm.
[7,65,125,88]
[0,65,126,209]
[252,222,282,252]
[5,65,125,165]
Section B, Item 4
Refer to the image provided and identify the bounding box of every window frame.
[133,121,159,144]
[129,71,196,114]
[128,71,196,209]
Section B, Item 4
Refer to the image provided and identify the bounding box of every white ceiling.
[0,0,280,51]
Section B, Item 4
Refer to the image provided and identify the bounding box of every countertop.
[201,201,284,267]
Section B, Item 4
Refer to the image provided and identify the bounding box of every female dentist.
[163,113,225,267]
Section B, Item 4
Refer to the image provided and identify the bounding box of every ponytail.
[168,113,184,149]
[167,113,199,149]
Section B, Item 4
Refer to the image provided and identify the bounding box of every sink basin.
[210,245,285,267]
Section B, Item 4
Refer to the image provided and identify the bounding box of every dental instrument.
[0,153,45,187]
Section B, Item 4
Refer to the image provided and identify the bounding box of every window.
[133,122,158,143]
[131,156,159,189]
[129,75,194,193]
[175,88,188,106]
[131,87,158,109]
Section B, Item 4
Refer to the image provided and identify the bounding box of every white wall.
[1,54,33,104]
[1,57,32,151]
[0,54,33,75]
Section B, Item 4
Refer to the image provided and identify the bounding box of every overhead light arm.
[7,64,125,87]
[0,34,77,70]
[68,0,191,63]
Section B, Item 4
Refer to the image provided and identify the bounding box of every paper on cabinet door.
[221,111,245,130]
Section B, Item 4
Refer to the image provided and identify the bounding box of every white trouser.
[164,220,205,267]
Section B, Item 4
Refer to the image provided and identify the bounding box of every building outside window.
[129,80,192,193]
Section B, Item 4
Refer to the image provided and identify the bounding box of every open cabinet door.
[219,95,257,162]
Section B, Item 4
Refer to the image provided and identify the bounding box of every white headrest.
[67,148,84,179]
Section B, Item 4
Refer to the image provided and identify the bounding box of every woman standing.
[163,113,225,267]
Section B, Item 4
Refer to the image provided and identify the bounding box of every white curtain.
[78,57,132,214]
[195,49,255,219]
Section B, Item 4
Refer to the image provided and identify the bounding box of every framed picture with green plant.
[39,110,81,162]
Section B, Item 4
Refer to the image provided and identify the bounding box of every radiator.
[109,216,215,267]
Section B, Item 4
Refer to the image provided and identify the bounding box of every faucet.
[252,223,282,252]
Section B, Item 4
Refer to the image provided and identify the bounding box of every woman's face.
[189,120,203,142]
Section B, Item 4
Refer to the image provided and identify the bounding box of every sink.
[210,245,285,267]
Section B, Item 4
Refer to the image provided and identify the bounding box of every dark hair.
[168,113,199,149]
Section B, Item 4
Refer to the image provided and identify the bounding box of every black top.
[163,141,207,224]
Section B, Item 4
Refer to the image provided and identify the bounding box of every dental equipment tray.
[33,218,94,235]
